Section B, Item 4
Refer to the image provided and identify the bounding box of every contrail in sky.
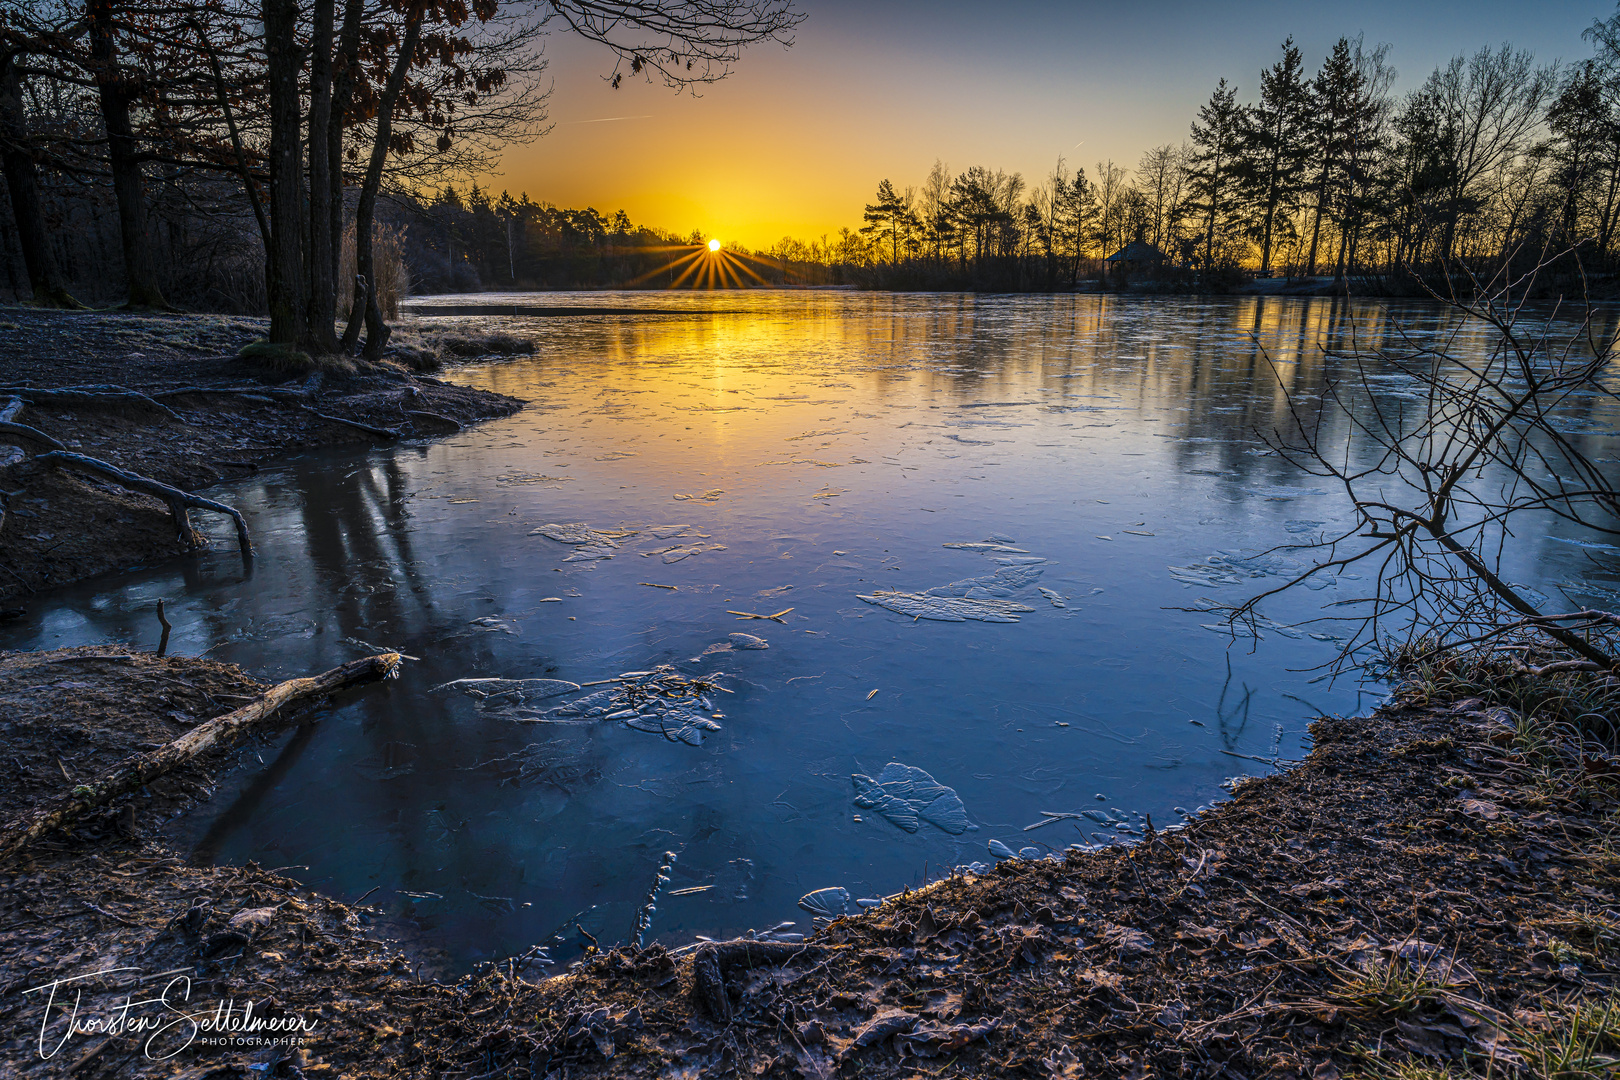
[566,115,654,124]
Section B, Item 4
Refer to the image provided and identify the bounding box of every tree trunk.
[1202,161,1220,270]
[305,0,337,354]
[87,0,167,309]
[262,0,308,347]
[341,7,422,358]
[0,53,79,308]
[1305,175,1327,278]
[1259,168,1277,275]
[328,0,365,300]
[1596,154,1620,265]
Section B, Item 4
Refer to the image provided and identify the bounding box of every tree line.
[830,19,1620,291]
[313,17,1620,296]
[0,0,801,353]
[8,5,1620,311]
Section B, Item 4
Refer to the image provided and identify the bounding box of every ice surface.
[852,762,976,835]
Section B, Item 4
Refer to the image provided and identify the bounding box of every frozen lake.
[6,290,1616,970]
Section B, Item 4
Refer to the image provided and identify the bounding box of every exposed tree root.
[0,396,65,451]
[298,404,400,439]
[33,450,253,555]
[406,408,463,431]
[0,384,180,420]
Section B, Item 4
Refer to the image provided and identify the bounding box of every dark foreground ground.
[0,308,526,603]
[0,642,1615,1079]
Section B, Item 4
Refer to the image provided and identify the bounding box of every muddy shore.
[1,309,1617,1079]
[0,643,1615,1078]
[0,307,525,604]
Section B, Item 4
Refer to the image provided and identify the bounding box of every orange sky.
[485,0,1603,252]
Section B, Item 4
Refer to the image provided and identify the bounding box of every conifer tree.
[860,179,916,264]
[1187,78,1244,269]
[1304,39,1358,277]
[1238,38,1311,274]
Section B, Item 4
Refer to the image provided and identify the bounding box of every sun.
[708,238,721,252]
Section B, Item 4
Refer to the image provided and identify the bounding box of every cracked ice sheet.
[858,547,1047,622]
[530,522,637,561]
[529,666,729,746]
[852,762,976,834]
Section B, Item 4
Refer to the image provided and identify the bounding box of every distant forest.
[4,3,1620,307]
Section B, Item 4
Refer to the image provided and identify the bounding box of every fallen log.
[0,385,181,421]
[0,652,402,862]
[0,396,66,452]
[34,451,252,556]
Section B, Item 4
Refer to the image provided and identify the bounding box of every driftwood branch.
[34,451,252,557]
[0,652,403,862]
[155,599,172,657]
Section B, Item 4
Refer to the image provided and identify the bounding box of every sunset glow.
[708,238,722,252]
[493,1,1589,250]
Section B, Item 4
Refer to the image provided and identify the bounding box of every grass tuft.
[236,340,362,377]
[237,338,316,374]
[1329,955,1462,1019]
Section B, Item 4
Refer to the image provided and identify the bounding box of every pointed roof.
[1105,240,1168,263]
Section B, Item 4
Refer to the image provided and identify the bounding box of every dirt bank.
[0,641,1615,1078]
[0,308,526,603]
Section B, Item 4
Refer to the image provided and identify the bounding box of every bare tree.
[0,42,78,307]
[1092,158,1128,257]
[1229,255,1620,675]
[1136,143,1184,251]
[545,0,803,89]
[1422,44,1557,263]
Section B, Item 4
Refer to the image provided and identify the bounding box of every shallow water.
[7,291,1619,970]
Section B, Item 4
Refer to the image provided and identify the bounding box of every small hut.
[1104,239,1168,281]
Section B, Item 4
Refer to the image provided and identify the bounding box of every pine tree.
[1054,167,1095,284]
[1187,78,1245,269]
[860,179,917,264]
[1304,39,1359,277]
[1333,40,1394,279]
[1238,38,1312,274]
